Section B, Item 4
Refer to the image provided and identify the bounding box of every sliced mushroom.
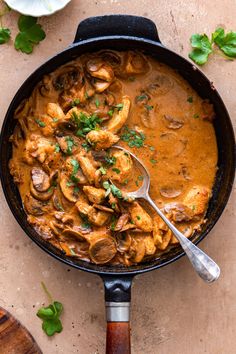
[62,228,88,242]
[116,232,132,253]
[52,192,64,211]
[107,96,131,133]
[164,202,194,222]
[30,182,54,201]
[180,165,191,180]
[123,51,149,75]
[86,130,119,150]
[114,213,130,231]
[160,186,182,198]
[89,237,117,264]
[120,223,137,232]
[31,167,50,192]
[60,173,79,203]
[147,74,174,96]
[24,194,45,216]
[92,80,111,93]
[87,59,114,82]
[163,115,184,129]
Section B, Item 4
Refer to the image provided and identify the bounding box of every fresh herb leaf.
[0,28,10,44]
[55,143,60,152]
[71,98,80,107]
[122,179,129,185]
[81,142,90,152]
[108,109,114,117]
[150,158,157,164]
[138,175,144,181]
[114,103,124,111]
[35,119,46,127]
[213,27,236,58]
[128,76,136,82]
[136,215,141,220]
[110,215,117,231]
[103,181,110,190]
[95,98,100,108]
[110,184,123,199]
[105,155,117,166]
[135,94,149,102]
[189,33,213,65]
[37,282,63,337]
[187,96,193,103]
[145,104,153,111]
[112,168,120,174]
[14,15,46,54]
[70,159,79,174]
[65,136,75,155]
[193,113,199,118]
[71,112,101,137]
[120,126,145,148]
[99,166,107,175]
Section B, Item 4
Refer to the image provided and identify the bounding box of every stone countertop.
[0,1,235,353]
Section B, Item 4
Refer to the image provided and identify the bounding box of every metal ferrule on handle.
[106,302,130,322]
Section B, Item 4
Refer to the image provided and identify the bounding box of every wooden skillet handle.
[102,276,133,354]
[106,303,131,354]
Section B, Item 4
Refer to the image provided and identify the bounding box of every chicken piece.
[83,186,106,204]
[108,150,133,183]
[64,156,88,185]
[153,215,172,251]
[23,135,55,164]
[24,194,45,216]
[107,96,131,133]
[47,103,65,120]
[183,186,210,216]
[86,130,119,150]
[56,135,77,155]
[124,51,149,75]
[144,236,156,255]
[89,209,111,226]
[76,152,98,185]
[76,199,93,215]
[86,59,114,82]
[129,202,153,232]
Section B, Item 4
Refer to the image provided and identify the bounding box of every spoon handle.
[146,195,220,283]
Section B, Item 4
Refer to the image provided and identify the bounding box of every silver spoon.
[113,145,220,283]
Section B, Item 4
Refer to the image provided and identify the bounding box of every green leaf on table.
[14,15,46,54]
[36,282,63,337]
[0,27,10,44]
[189,33,213,65]
[212,27,236,58]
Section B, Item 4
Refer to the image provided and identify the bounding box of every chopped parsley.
[138,175,144,181]
[150,158,157,164]
[105,155,117,166]
[145,104,153,111]
[136,216,141,220]
[187,96,193,103]
[103,181,123,199]
[112,168,120,174]
[193,113,199,118]
[71,111,101,137]
[110,215,117,231]
[135,94,149,102]
[65,136,75,155]
[71,98,80,107]
[55,143,60,152]
[35,119,45,127]
[114,103,124,111]
[81,142,90,152]
[120,126,145,148]
[95,98,100,108]
[108,109,114,117]
[70,159,80,183]
[53,117,59,122]
[99,166,107,175]
[128,76,136,82]
[122,179,129,185]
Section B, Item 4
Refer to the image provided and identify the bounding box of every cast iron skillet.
[0,15,235,354]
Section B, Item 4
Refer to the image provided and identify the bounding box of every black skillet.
[0,15,235,354]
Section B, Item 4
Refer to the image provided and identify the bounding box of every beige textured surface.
[0,1,235,353]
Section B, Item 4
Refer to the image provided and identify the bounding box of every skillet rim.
[0,35,235,276]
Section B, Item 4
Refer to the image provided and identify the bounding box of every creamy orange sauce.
[9,50,218,266]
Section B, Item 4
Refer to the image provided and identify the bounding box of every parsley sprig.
[120,126,145,148]
[189,27,236,65]
[15,15,46,54]
[71,111,101,137]
[37,282,63,337]
[0,1,11,45]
